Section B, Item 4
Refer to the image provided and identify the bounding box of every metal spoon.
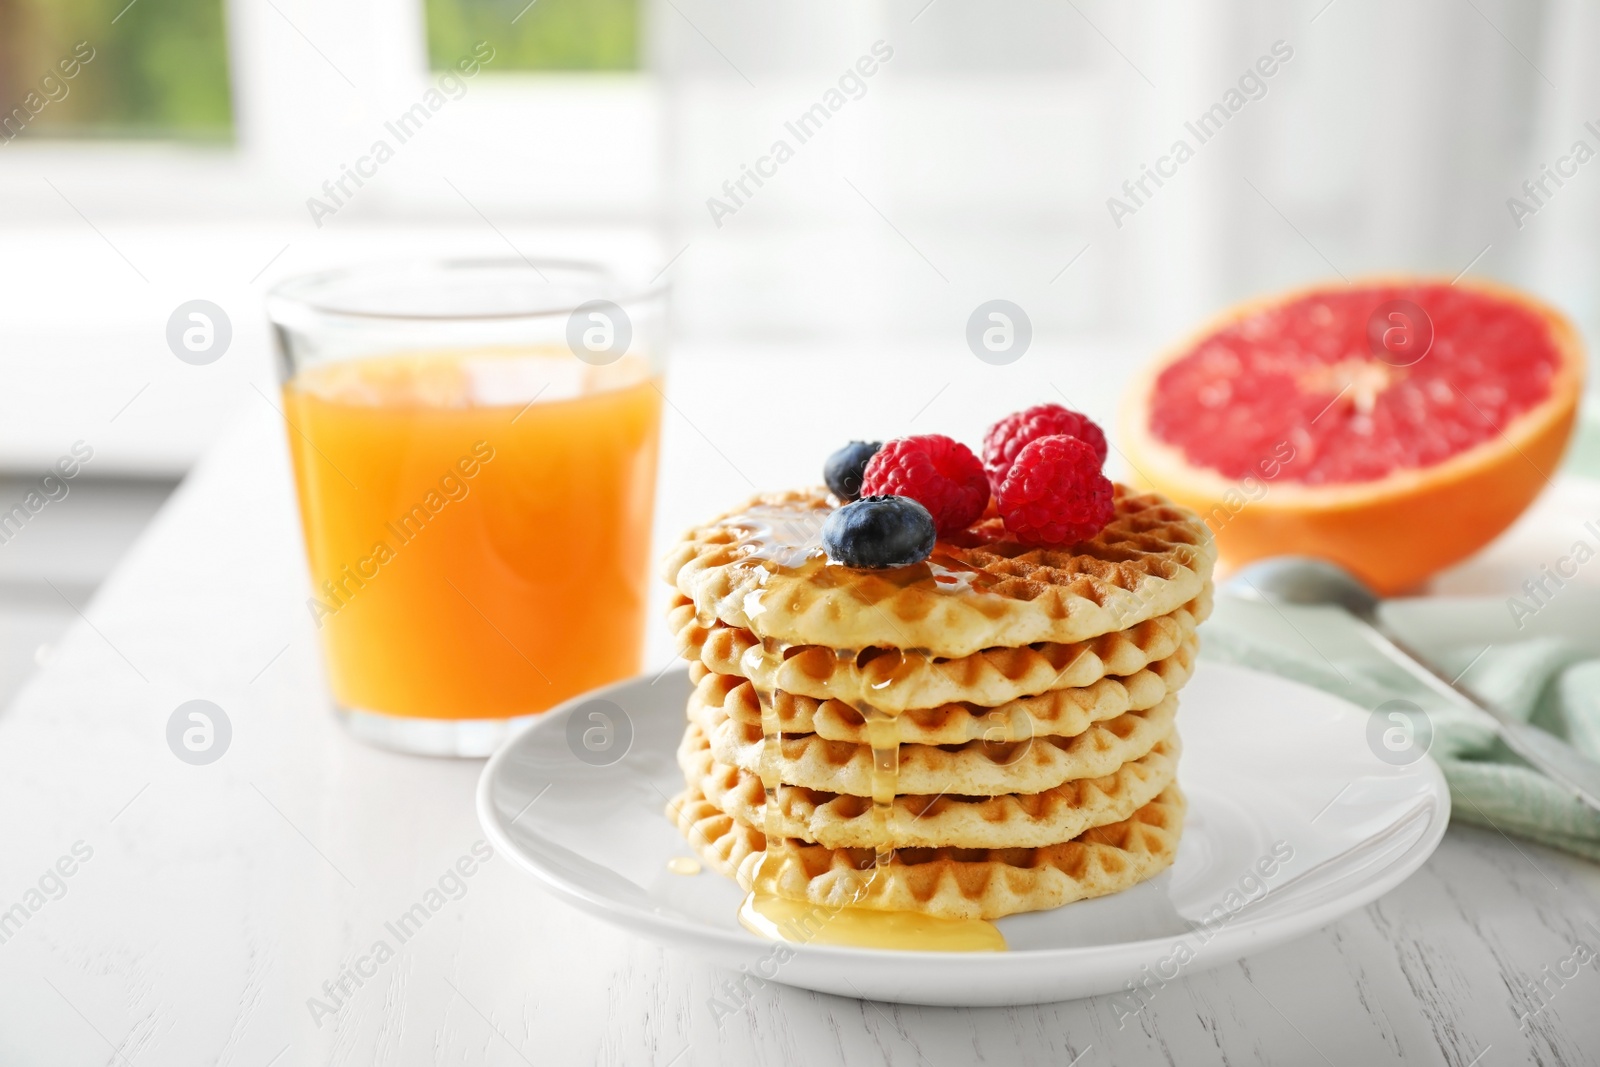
[1224,555,1600,815]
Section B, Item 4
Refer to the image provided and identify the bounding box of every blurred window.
[0,0,233,141]
[423,0,639,72]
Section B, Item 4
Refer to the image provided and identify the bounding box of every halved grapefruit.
[1123,277,1586,594]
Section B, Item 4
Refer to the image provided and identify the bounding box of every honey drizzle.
[864,707,899,872]
[725,501,1005,952]
[744,637,791,897]
[850,647,902,877]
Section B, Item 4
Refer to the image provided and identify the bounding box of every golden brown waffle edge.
[679,720,1181,849]
[664,486,1216,658]
[667,782,1187,920]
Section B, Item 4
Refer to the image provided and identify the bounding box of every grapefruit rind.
[1121,276,1585,592]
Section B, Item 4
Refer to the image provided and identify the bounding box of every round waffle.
[669,590,1209,713]
[688,688,1178,797]
[678,720,1181,849]
[667,782,1187,920]
[691,641,1195,745]
[663,486,1215,658]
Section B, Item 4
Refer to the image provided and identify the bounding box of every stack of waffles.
[663,486,1216,920]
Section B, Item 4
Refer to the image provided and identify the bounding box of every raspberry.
[998,435,1115,546]
[982,403,1108,494]
[860,434,989,537]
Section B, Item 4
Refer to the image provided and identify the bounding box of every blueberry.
[824,440,882,501]
[822,496,937,569]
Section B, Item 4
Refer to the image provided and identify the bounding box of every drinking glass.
[268,259,665,755]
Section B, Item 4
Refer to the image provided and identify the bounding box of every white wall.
[654,0,1594,355]
[2,0,1596,476]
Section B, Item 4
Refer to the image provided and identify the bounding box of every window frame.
[0,0,659,222]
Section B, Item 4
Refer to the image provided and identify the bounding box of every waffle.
[692,641,1196,744]
[667,782,1187,920]
[669,590,1209,713]
[679,720,1181,849]
[689,687,1178,797]
[663,482,1211,925]
[663,486,1215,658]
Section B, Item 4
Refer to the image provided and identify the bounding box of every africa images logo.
[306,442,495,627]
[304,42,496,228]
[705,40,895,228]
[305,841,494,1027]
[1105,40,1294,228]
[0,41,96,144]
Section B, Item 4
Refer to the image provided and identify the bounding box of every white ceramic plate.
[477,661,1449,1007]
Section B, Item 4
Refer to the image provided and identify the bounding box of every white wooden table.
[3,352,1600,1067]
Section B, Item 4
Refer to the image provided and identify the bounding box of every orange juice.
[282,349,662,720]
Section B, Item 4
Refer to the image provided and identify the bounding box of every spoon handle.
[1495,720,1600,813]
[1351,616,1600,814]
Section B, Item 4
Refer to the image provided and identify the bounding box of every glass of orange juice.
[267,260,664,755]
